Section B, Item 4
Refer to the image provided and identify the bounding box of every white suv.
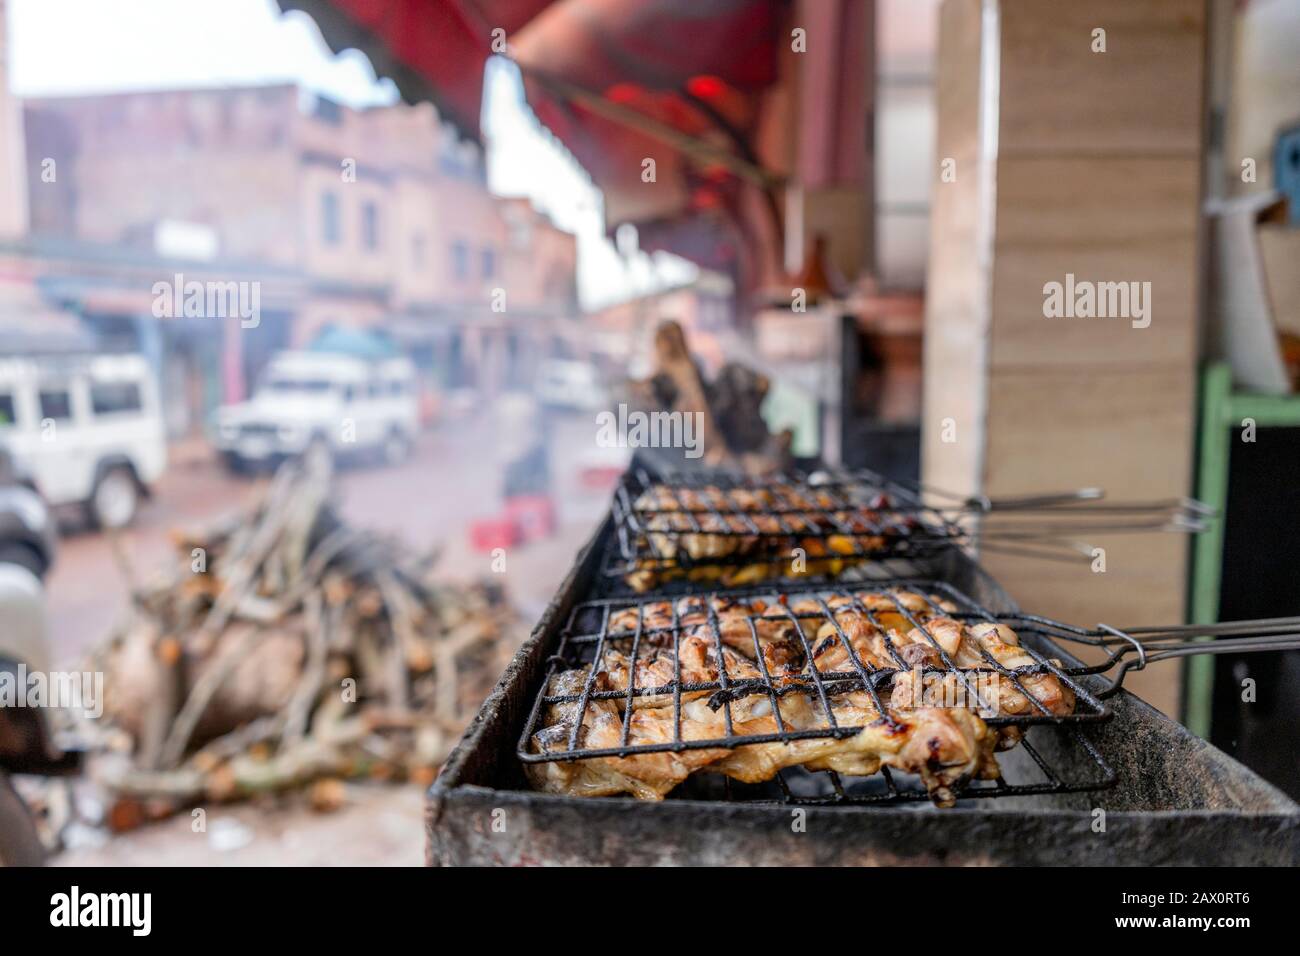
[0,353,167,528]
[214,351,419,473]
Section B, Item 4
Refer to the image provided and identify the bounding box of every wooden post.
[925,0,1209,717]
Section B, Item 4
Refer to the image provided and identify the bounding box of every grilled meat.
[527,669,996,806]
[596,635,764,709]
[710,691,998,807]
[607,589,957,680]
[526,668,733,800]
[528,589,1066,805]
[888,618,1075,750]
[624,481,920,591]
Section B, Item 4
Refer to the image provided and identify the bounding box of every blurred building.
[14,83,578,436]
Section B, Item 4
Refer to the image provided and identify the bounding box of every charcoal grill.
[428,518,1299,866]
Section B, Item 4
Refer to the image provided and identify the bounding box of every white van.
[213,351,419,472]
[0,353,167,528]
[535,359,608,412]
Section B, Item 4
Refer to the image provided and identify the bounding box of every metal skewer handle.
[1007,615,1300,697]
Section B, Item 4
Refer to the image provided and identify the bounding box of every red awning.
[278,0,793,285]
[279,0,553,140]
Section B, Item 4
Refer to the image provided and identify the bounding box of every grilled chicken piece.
[899,619,1074,718]
[529,592,1066,805]
[643,511,757,563]
[798,590,959,674]
[707,692,889,782]
[890,619,1075,749]
[711,613,808,677]
[526,668,734,800]
[530,667,1000,806]
[640,514,888,564]
[900,616,966,660]
[966,621,1075,748]
[624,482,918,591]
[811,613,899,673]
[858,592,957,640]
[733,590,946,681]
[607,598,681,636]
[595,635,763,710]
[607,593,770,635]
[608,589,961,680]
[892,706,1000,803]
[707,691,998,808]
[891,667,993,716]
[608,595,809,676]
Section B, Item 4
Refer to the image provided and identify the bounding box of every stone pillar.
[924,0,1208,717]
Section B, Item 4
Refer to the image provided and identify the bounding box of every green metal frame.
[1187,362,1300,737]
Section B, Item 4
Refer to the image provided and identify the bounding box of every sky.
[7,0,695,308]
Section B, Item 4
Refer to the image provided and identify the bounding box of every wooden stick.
[157,624,263,768]
[283,593,328,745]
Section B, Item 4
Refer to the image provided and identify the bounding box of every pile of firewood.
[80,459,520,823]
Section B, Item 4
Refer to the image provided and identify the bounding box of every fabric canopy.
[279,0,792,285]
[279,0,553,141]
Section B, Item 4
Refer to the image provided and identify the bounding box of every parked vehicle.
[213,351,419,473]
[0,457,74,866]
[0,353,166,529]
[0,448,57,578]
[534,359,608,412]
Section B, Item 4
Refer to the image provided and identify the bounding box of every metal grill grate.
[518,579,1124,805]
[605,468,965,589]
[604,469,1212,591]
[675,732,1116,806]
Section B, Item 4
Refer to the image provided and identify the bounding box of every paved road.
[44,408,622,866]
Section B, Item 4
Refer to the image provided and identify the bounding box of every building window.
[481,246,496,280]
[0,393,15,427]
[313,95,344,125]
[451,241,469,280]
[362,201,380,251]
[39,389,73,421]
[321,191,340,245]
[90,382,143,416]
[509,218,531,251]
